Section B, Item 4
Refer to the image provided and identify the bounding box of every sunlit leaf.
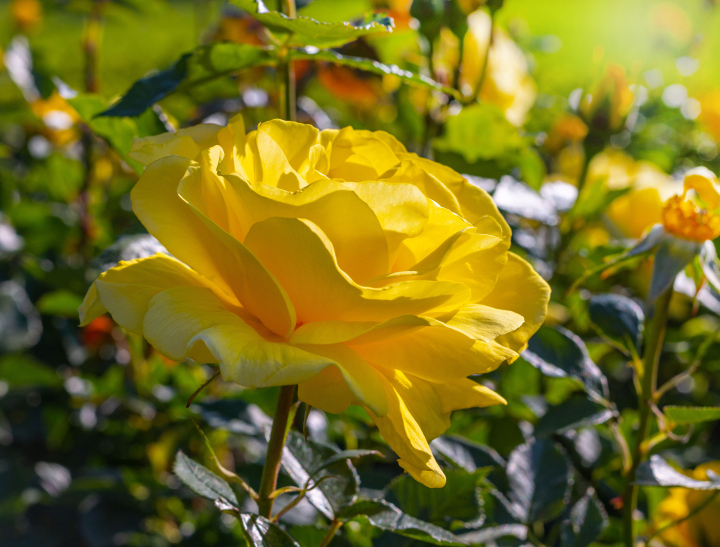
[649,235,702,302]
[664,406,720,424]
[101,43,276,117]
[636,455,720,490]
[238,514,301,546]
[290,48,460,98]
[36,289,83,318]
[337,499,466,546]
[431,435,506,473]
[231,0,393,48]
[0,281,42,353]
[173,450,239,508]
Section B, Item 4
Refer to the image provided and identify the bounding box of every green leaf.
[506,439,572,524]
[388,468,488,526]
[569,175,630,222]
[636,455,720,490]
[458,524,528,545]
[560,488,608,547]
[434,103,524,163]
[238,514,301,547]
[534,396,616,437]
[523,326,610,403]
[101,43,276,117]
[231,0,393,48]
[281,430,359,519]
[68,94,137,155]
[431,435,506,472]
[337,500,466,546]
[290,49,460,98]
[588,293,644,352]
[0,354,62,389]
[649,235,702,302]
[91,234,167,274]
[516,147,546,191]
[664,406,720,424]
[36,290,83,318]
[173,450,239,508]
[312,449,382,474]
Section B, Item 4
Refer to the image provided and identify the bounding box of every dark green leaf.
[636,455,720,490]
[281,430,358,519]
[649,235,702,302]
[173,450,239,508]
[410,0,444,42]
[431,435,506,472]
[534,396,616,437]
[313,449,382,474]
[231,0,393,48]
[516,147,546,191]
[388,468,489,525]
[560,488,608,547]
[664,406,720,424]
[68,94,137,155]
[101,43,276,117]
[337,500,466,546]
[290,49,460,98]
[589,293,644,352]
[239,514,301,547]
[523,326,610,403]
[506,439,571,524]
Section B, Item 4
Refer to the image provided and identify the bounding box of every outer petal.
[349,318,516,383]
[218,174,390,282]
[243,217,472,324]
[366,370,506,489]
[479,253,550,355]
[144,286,332,387]
[128,124,224,166]
[78,253,218,334]
[683,166,720,209]
[295,343,388,416]
[441,304,525,341]
[131,156,296,337]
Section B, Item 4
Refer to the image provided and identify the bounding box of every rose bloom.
[654,461,720,547]
[80,117,549,487]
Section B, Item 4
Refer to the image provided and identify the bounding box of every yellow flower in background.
[654,461,720,547]
[662,167,720,242]
[79,117,549,488]
[587,149,680,239]
[580,64,634,133]
[699,90,720,144]
[10,0,42,31]
[460,9,536,126]
[30,91,81,146]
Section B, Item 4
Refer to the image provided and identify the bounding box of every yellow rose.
[79,117,549,488]
[580,64,634,134]
[699,90,720,144]
[460,10,536,126]
[662,167,720,242]
[654,461,720,547]
[587,149,680,239]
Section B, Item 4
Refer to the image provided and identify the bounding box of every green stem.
[257,385,296,518]
[277,0,296,121]
[318,519,343,547]
[621,286,673,547]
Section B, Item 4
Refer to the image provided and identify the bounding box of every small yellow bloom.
[10,0,42,31]
[654,461,720,547]
[460,9,536,126]
[662,167,720,242]
[587,149,679,239]
[80,117,549,488]
[699,90,720,144]
[30,91,81,146]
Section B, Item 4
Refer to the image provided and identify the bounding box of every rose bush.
[79,116,549,488]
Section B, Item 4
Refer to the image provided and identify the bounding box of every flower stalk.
[622,285,673,547]
[257,384,297,518]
